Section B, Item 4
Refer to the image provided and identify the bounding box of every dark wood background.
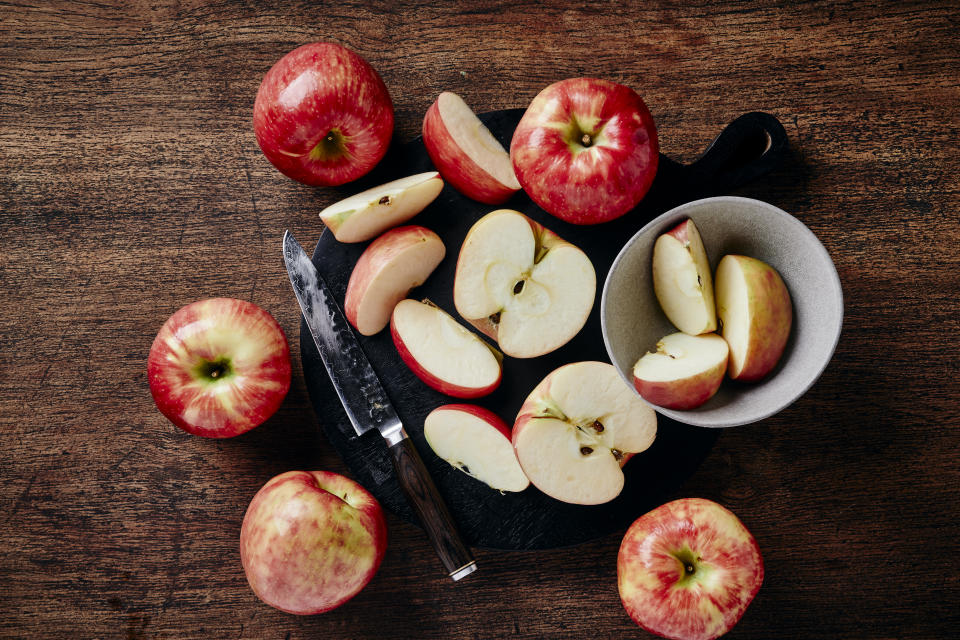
[1,1,957,638]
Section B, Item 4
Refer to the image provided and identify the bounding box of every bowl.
[601,196,843,428]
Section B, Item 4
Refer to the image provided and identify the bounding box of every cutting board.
[299,108,787,550]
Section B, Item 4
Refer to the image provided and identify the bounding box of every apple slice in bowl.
[652,218,716,336]
[633,332,729,410]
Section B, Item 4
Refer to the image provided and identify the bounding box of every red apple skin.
[633,358,727,410]
[618,498,764,640]
[510,77,659,225]
[240,470,387,615]
[253,42,394,186]
[433,404,512,441]
[147,298,291,438]
[422,95,518,204]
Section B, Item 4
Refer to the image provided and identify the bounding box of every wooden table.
[2,2,957,638]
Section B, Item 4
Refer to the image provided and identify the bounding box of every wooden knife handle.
[388,434,477,581]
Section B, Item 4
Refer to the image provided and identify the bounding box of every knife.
[282,230,477,581]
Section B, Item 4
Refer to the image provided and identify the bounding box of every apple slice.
[453,209,596,358]
[715,254,793,381]
[391,299,502,398]
[512,361,657,505]
[424,404,529,492]
[652,218,717,335]
[344,226,445,336]
[422,92,521,204]
[320,172,444,243]
[632,332,729,410]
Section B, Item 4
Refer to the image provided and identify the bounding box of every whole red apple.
[240,470,387,615]
[510,77,659,225]
[253,42,394,186]
[147,298,291,438]
[618,498,764,640]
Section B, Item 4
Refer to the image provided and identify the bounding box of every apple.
[344,226,446,336]
[453,209,595,358]
[147,298,291,438]
[240,470,387,615]
[618,498,764,640]
[253,42,394,186]
[424,404,529,492]
[632,332,729,410]
[653,218,717,335]
[320,171,444,243]
[512,361,657,505]
[715,254,793,381]
[510,77,659,225]
[390,299,502,398]
[422,92,521,204]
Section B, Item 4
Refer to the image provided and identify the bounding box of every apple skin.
[240,470,387,615]
[147,298,291,438]
[618,498,764,640]
[253,42,394,186]
[510,77,659,225]
[434,403,512,440]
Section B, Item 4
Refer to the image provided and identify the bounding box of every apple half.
[320,172,444,243]
[391,299,502,398]
[344,226,445,336]
[424,404,529,492]
[652,218,716,335]
[715,254,793,381]
[633,332,729,410]
[512,361,657,505]
[453,209,596,358]
[422,92,521,204]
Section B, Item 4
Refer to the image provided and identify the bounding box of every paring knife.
[282,230,477,581]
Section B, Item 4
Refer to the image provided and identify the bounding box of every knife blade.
[283,230,477,582]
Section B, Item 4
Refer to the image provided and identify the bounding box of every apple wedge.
[320,172,444,243]
[632,332,729,410]
[424,404,529,492]
[344,226,445,336]
[715,254,793,381]
[422,92,521,204]
[391,299,502,398]
[652,218,717,335]
[454,209,596,358]
[512,361,657,505]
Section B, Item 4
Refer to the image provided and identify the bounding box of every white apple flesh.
[652,218,716,335]
[424,404,529,492]
[453,209,596,358]
[512,361,657,505]
[320,172,444,243]
[633,332,729,410]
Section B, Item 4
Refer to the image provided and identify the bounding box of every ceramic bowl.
[601,196,843,428]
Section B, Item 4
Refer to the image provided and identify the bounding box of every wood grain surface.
[1,1,957,638]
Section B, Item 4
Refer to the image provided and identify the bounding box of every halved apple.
[453,209,596,358]
[632,332,729,410]
[652,218,716,335]
[512,361,657,505]
[320,172,444,243]
[424,404,529,492]
[391,299,502,398]
[422,92,521,204]
[715,254,793,381]
[344,226,445,336]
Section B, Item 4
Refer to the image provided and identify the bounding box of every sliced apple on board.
[633,332,729,410]
[344,226,445,336]
[454,209,596,358]
[652,218,717,335]
[320,172,444,243]
[391,299,502,399]
[715,254,793,381]
[424,404,529,493]
[422,92,521,205]
[512,361,657,505]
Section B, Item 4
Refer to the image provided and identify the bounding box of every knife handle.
[388,433,477,581]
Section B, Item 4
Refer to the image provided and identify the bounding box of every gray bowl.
[601,196,843,428]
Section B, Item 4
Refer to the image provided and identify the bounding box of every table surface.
[2,1,957,638]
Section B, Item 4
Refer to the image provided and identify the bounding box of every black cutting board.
[299,109,787,550]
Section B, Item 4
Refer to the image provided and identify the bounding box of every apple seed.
[580,446,593,455]
[612,449,624,461]
[513,280,525,294]
[489,311,501,324]
[378,195,391,205]
[592,420,604,433]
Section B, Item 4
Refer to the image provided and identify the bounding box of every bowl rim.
[600,195,844,428]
